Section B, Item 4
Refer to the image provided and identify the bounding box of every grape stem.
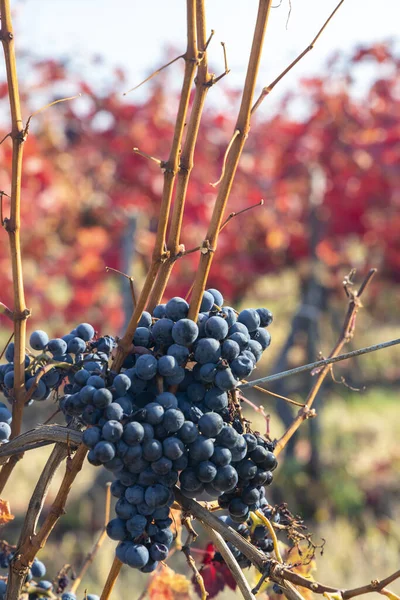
[238,337,400,390]
[274,268,376,456]
[112,0,199,371]
[100,557,123,600]
[0,0,30,493]
[147,0,213,312]
[176,489,400,599]
[6,444,87,600]
[181,517,208,600]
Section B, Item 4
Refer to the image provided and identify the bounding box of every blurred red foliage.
[0,43,399,333]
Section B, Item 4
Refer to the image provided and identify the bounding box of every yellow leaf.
[0,499,14,525]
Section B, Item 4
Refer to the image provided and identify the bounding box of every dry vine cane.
[1,2,399,600]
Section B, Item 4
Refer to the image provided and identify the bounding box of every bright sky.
[13,0,400,115]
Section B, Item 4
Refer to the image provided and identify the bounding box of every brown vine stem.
[274,268,376,457]
[147,0,213,311]
[202,523,256,600]
[181,517,208,600]
[251,0,345,114]
[0,0,29,480]
[112,0,198,371]
[187,0,274,320]
[8,444,87,599]
[0,302,13,320]
[176,488,400,599]
[70,483,112,593]
[100,557,123,600]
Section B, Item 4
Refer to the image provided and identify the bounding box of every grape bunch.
[0,322,110,445]
[0,287,276,574]
[213,505,281,570]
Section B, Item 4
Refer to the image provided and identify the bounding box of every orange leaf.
[0,499,14,525]
[148,564,191,600]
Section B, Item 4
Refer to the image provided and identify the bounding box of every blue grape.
[207,288,224,307]
[156,392,178,410]
[163,408,185,433]
[126,514,147,535]
[204,316,228,340]
[138,311,152,328]
[221,339,240,361]
[230,436,247,462]
[196,461,217,483]
[151,318,174,346]
[3,371,14,389]
[145,484,170,508]
[125,544,149,569]
[113,373,131,395]
[238,309,260,332]
[256,308,273,327]
[67,337,86,354]
[165,367,185,386]
[236,458,257,480]
[30,330,49,351]
[122,422,144,445]
[229,322,250,339]
[212,465,238,493]
[31,559,46,578]
[0,407,12,424]
[154,528,174,546]
[189,436,214,461]
[37,581,53,590]
[171,319,199,346]
[153,303,167,318]
[82,427,101,448]
[94,441,115,463]
[212,446,232,466]
[216,426,239,449]
[251,328,271,350]
[242,486,260,505]
[198,412,223,437]
[167,343,189,366]
[151,457,173,475]
[102,420,123,442]
[248,339,263,362]
[61,594,76,600]
[93,388,113,409]
[231,355,254,378]
[106,518,127,541]
[177,421,198,444]
[199,363,217,383]
[25,378,47,401]
[133,327,152,348]
[86,375,105,389]
[115,498,137,519]
[142,439,163,462]
[243,433,258,452]
[165,297,189,321]
[215,368,237,391]
[204,388,228,412]
[228,332,248,351]
[73,369,90,387]
[48,338,68,355]
[96,336,115,353]
[5,343,14,363]
[200,291,214,312]
[162,437,184,460]
[135,355,158,380]
[125,485,145,505]
[180,468,203,492]
[105,402,124,421]
[194,338,221,364]
[150,543,169,561]
[145,403,164,425]
[111,480,126,498]
[77,323,95,341]
[157,355,179,377]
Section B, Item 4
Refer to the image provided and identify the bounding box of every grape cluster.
[0,545,99,600]
[213,505,281,570]
[0,322,110,444]
[0,287,276,573]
